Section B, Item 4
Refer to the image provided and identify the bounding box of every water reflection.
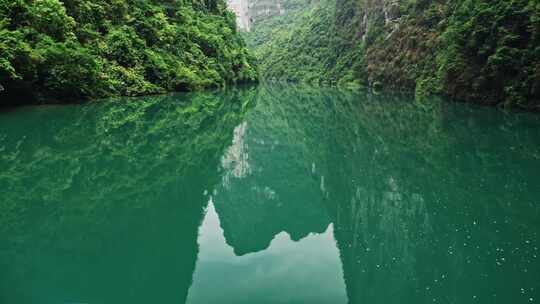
[324,90,540,304]
[0,89,256,303]
[1,84,539,303]
[213,95,331,255]
[203,84,540,303]
[187,201,346,304]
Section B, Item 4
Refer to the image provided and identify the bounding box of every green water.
[1,85,539,304]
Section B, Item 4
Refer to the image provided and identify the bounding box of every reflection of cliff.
[213,85,342,255]
[211,84,540,303]
[320,91,540,303]
[0,89,256,303]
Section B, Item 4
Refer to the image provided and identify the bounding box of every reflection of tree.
[0,88,256,303]
[321,91,540,304]
[211,84,540,303]
[1,84,538,303]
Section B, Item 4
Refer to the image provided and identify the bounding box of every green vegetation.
[246,0,540,109]
[438,0,540,108]
[246,0,361,85]
[241,0,310,51]
[0,0,258,103]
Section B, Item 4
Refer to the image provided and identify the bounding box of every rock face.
[249,0,285,23]
[227,0,285,31]
[227,0,252,30]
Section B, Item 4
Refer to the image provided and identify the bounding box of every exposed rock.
[228,0,285,31]
[384,0,400,24]
[227,0,252,30]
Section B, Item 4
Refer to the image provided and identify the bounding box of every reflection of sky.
[186,199,347,304]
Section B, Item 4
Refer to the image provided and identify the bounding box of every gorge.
[1,1,540,303]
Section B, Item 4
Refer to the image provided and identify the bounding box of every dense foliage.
[245,0,348,84]
[0,0,258,103]
[247,0,540,109]
[438,0,540,108]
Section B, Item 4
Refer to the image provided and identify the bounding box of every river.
[1,84,539,303]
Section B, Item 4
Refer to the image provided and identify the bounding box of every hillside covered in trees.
[0,0,257,103]
[245,0,540,110]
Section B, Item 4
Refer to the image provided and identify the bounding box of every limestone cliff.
[227,0,252,30]
[228,0,286,31]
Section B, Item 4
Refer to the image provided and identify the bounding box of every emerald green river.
[1,85,539,303]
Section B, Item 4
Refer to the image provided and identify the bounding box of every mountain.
[241,0,540,110]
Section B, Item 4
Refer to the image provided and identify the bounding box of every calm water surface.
[1,85,539,303]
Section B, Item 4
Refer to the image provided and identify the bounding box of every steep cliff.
[227,0,287,31]
[246,0,540,109]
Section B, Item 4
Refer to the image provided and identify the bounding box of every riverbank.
[0,0,257,105]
